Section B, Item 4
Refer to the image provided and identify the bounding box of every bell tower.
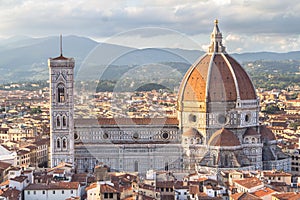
[49,35,75,167]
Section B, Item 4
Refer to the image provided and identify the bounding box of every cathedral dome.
[178,20,256,106]
[208,128,240,147]
[182,127,202,138]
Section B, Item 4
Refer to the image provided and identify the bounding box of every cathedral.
[49,21,290,174]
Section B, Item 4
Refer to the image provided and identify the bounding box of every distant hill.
[0,35,300,83]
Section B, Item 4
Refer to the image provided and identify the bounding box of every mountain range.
[0,35,300,83]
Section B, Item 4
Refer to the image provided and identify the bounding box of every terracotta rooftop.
[263,171,291,177]
[51,55,70,60]
[25,182,79,190]
[233,177,263,189]
[178,22,256,104]
[252,187,276,197]
[182,127,202,138]
[100,184,119,193]
[10,175,27,183]
[260,125,276,141]
[272,192,300,200]
[0,161,11,170]
[231,192,262,200]
[0,188,21,200]
[208,128,240,147]
[244,127,260,137]
[75,117,179,126]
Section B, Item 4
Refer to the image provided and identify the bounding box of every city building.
[49,20,290,174]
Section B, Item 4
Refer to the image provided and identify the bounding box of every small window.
[53,191,55,194]
[27,191,30,195]
[62,190,64,194]
[57,84,65,103]
[109,193,113,198]
[57,138,61,148]
[34,191,36,195]
[62,116,67,127]
[56,116,61,127]
[62,138,67,149]
[71,190,73,194]
[42,191,45,194]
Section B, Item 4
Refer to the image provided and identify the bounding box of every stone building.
[49,20,290,174]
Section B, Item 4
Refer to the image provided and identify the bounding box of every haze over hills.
[0,35,300,83]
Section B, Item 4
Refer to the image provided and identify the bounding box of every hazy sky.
[0,0,300,52]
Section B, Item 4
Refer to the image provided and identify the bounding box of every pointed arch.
[57,83,66,103]
[62,137,67,149]
[62,115,67,127]
[56,116,61,127]
[56,137,61,149]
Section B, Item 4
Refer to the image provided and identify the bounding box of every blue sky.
[0,0,299,52]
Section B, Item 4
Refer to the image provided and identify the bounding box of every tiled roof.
[10,176,27,183]
[208,128,240,147]
[100,184,119,193]
[233,177,263,189]
[263,171,291,177]
[25,182,79,190]
[182,128,202,138]
[178,53,256,103]
[244,128,260,137]
[260,125,276,141]
[272,192,300,200]
[0,188,21,200]
[75,117,178,126]
[231,192,262,200]
[0,161,11,170]
[252,187,276,197]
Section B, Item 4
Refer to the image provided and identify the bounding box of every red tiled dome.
[178,20,256,105]
[260,125,276,141]
[182,128,202,138]
[208,128,241,147]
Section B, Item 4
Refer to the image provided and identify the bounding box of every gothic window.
[62,138,67,149]
[56,116,61,127]
[245,137,249,143]
[56,138,61,148]
[57,83,65,103]
[165,162,169,171]
[62,116,67,127]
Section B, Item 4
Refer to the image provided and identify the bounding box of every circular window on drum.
[217,114,227,124]
[132,132,139,140]
[74,132,79,140]
[162,131,169,139]
[103,132,109,139]
[189,114,197,122]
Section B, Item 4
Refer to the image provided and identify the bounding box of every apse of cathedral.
[49,21,290,174]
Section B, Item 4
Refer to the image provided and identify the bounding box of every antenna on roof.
[60,34,63,56]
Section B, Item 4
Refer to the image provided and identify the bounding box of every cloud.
[0,0,299,52]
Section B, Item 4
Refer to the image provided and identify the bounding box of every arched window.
[62,138,67,149]
[62,116,67,127]
[56,116,61,127]
[245,137,249,143]
[57,83,65,103]
[56,138,61,148]
[252,138,256,143]
[165,162,169,171]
